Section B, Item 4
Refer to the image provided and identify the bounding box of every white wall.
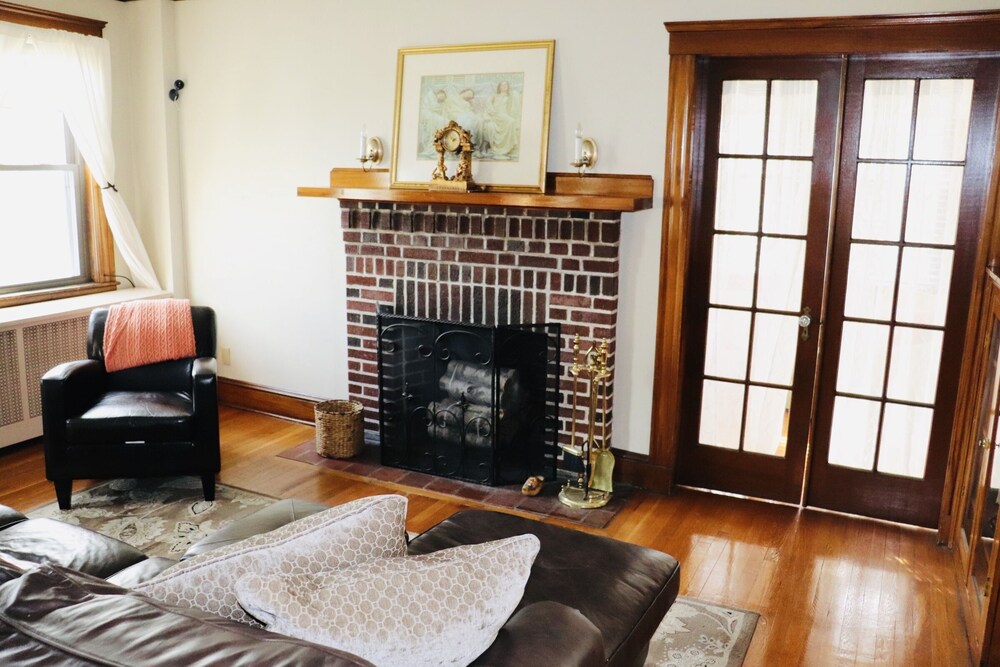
[168,0,1000,456]
[16,0,999,456]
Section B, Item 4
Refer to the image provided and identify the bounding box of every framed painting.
[390,40,555,193]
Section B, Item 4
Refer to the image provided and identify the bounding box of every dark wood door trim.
[665,11,1000,56]
[649,54,698,490]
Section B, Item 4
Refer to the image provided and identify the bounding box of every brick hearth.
[341,201,622,452]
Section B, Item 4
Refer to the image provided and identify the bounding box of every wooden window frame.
[650,11,1000,532]
[0,1,115,308]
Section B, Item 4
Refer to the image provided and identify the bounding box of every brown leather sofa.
[0,499,680,666]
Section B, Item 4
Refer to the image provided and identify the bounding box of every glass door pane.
[825,76,973,480]
[696,77,818,459]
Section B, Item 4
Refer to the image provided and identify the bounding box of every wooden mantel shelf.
[298,168,654,213]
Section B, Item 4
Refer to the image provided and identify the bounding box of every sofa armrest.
[471,601,605,667]
[0,565,373,666]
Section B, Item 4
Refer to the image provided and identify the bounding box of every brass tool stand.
[559,334,614,509]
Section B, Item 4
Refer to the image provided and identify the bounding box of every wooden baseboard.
[217,378,321,424]
[613,449,673,495]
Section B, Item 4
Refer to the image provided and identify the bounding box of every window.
[0,3,115,308]
[0,106,89,295]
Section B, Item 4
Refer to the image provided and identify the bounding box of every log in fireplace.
[377,312,560,485]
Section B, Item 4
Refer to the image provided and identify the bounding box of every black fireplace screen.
[377,313,560,485]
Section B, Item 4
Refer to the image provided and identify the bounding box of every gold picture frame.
[390,40,555,193]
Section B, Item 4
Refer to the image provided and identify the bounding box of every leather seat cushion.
[65,390,194,444]
[0,518,147,579]
[407,509,680,667]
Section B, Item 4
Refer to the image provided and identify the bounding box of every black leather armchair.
[41,306,220,509]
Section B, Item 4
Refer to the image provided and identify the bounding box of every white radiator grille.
[0,330,22,427]
[23,317,88,418]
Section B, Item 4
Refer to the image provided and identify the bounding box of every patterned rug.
[646,596,759,667]
[28,478,276,559]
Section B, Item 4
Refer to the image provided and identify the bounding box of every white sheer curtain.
[0,28,27,106]
[0,22,161,290]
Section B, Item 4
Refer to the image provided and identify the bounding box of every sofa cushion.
[182,498,330,560]
[135,494,407,624]
[236,534,540,667]
[407,509,681,667]
[0,565,372,666]
[0,516,148,579]
[106,556,177,588]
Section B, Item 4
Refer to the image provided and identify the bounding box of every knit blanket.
[103,299,196,372]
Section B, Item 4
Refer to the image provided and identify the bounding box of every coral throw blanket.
[103,299,196,372]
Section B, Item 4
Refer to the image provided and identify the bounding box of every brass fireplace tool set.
[558,334,614,509]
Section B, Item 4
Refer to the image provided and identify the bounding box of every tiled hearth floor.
[278,440,633,529]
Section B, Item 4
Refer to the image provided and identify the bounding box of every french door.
[677,54,1000,526]
[677,57,844,504]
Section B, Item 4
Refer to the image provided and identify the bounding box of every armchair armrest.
[190,357,217,412]
[471,601,605,667]
[40,360,105,434]
[190,357,220,471]
[192,357,217,379]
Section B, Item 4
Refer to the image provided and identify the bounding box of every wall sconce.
[358,126,383,172]
[570,123,598,175]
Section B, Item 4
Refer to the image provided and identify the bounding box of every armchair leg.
[54,480,73,510]
[201,474,216,502]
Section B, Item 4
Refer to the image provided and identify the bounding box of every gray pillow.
[136,494,407,624]
[235,534,540,667]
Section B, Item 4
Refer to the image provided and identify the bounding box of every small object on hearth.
[315,400,364,459]
[521,475,544,496]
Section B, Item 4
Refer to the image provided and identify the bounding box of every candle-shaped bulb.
[574,123,584,163]
[360,125,368,160]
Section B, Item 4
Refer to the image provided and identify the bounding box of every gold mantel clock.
[430,121,476,192]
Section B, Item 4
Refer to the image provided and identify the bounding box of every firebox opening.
[377,312,560,486]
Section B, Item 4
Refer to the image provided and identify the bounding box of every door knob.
[798,307,812,341]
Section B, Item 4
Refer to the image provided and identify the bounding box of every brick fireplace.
[341,201,624,454]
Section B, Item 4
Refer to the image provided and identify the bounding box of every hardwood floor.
[0,406,971,666]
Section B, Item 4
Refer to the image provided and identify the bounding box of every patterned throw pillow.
[135,494,407,625]
[234,533,540,667]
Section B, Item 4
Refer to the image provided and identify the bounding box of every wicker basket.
[314,399,364,459]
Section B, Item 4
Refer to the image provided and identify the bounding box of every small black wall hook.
[168,79,185,101]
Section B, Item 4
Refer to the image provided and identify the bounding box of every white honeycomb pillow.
[235,533,540,667]
[135,494,407,625]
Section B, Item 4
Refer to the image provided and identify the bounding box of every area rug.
[28,478,276,559]
[278,439,634,529]
[645,596,759,667]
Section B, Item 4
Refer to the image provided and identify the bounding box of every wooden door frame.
[651,12,1000,532]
